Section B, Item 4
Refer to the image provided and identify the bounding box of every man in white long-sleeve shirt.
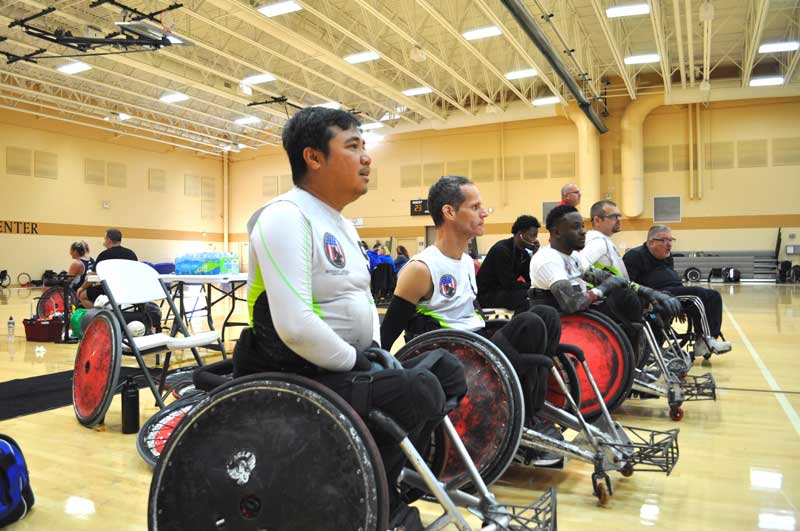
[234,106,465,529]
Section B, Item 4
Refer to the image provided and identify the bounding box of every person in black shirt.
[78,228,138,308]
[623,225,731,356]
[476,215,540,314]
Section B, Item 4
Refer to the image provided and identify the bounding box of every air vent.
[184,174,201,196]
[501,156,521,181]
[471,158,494,183]
[279,174,293,194]
[85,159,105,185]
[542,201,560,223]
[107,162,127,188]
[772,137,800,166]
[34,150,58,179]
[6,147,31,176]
[644,145,669,173]
[400,164,422,188]
[148,169,166,192]
[262,176,278,197]
[654,196,681,223]
[201,176,215,200]
[446,160,469,176]
[550,152,575,179]
[672,144,690,172]
[423,163,445,186]
[704,142,734,170]
[523,154,547,179]
[201,199,215,219]
[737,139,767,168]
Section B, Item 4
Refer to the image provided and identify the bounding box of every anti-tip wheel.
[669,406,685,421]
[595,482,611,506]
[619,463,634,477]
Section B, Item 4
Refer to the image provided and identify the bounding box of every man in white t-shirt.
[581,200,628,278]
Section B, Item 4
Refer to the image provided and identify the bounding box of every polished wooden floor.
[1,284,798,530]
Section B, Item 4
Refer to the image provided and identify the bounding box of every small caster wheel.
[619,463,634,477]
[595,482,610,506]
[669,407,684,421]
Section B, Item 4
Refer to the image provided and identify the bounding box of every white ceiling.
[1,0,798,156]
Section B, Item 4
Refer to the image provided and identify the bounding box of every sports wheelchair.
[396,327,679,505]
[146,359,557,531]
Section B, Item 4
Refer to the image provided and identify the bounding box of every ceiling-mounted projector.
[114,20,192,46]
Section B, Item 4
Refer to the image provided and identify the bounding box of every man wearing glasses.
[582,200,627,277]
[623,225,732,357]
[559,183,581,207]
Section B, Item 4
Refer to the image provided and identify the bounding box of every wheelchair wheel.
[0,270,9,288]
[17,272,31,287]
[137,391,205,467]
[72,310,122,427]
[560,310,635,422]
[148,373,390,531]
[395,329,524,492]
[684,267,702,282]
[37,286,78,318]
[546,352,582,412]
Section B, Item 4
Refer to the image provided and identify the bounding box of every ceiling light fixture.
[606,3,650,18]
[258,1,302,17]
[532,96,560,106]
[160,92,189,104]
[234,116,260,125]
[380,113,400,121]
[758,41,800,54]
[505,68,537,80]
[56,61,91,74]
[344,51,380,64]
[360,122,384,130]
[462,26,502,41]
[315,102,342,109]
[624,53,660,64]
[241,73,276,85]
[749,76,784,87]
[402,86,432,96]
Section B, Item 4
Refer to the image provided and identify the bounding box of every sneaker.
[706,336,732,354]
[693,339,711,358]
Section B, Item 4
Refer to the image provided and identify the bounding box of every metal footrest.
[481,488,557,531]
[606,425,680,475]
[682,372,716,401]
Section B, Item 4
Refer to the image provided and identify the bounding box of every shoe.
[389,502,423,531]
[516,418,565,468]
[706,336,732,354]
[693,339,711,358]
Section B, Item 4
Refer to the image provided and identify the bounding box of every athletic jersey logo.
[439,274,457,298]
[323,232,346,268]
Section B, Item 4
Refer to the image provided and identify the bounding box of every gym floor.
[1,283,798,530]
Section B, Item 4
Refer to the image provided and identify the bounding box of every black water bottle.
[121,376,140,434]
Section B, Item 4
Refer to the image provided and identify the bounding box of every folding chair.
[72,260,220,427]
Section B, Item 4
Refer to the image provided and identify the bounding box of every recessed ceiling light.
[238,143,249,150]
[315,102,341,109]
[749,76,784,87]
[624,53,660,64]
[462,26,502,41]
[239,83,253,96]
[242,73,276,85]
[160,92,190,104]
[505,68,537,80]
[606,3,650,18]
[402,86,432,96]
[360,122,384,130]
[258,1,302,17]
[532,96,560,106]
[380,112,400,121]
[235,116,260,125]
[57,61,91,75]
[758,41,800,54]
[344,51,380,64]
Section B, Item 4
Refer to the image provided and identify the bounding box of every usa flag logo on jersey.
[323,232,346,268]
[439,274,457,298]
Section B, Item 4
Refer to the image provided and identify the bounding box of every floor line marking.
[724,306,800,437]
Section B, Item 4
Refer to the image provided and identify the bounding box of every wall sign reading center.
[0,220,39,234]
[410,199,430,217]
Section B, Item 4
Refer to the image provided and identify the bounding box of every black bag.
[0,434,34,527]
[724,268,741,283]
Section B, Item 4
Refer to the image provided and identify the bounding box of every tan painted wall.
[0,110,224,278]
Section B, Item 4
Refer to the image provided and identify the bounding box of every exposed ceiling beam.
[647,0,672,94]
[589,0,636,98]
[685,0,696,86]
[672,0,687,88]
[741,0,770,87]
[414,0,533,107]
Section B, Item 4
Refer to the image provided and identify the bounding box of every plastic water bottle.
[7,316,14,338]
[231,254,240,274]
[121,376,140,434]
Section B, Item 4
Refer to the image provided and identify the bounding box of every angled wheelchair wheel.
[546,352,582,411]
[560,310,635,422]
[396,329,524,492]
[72,310,122,427]
[148,373,390,531]
[37,286,78,318]
[137,391,205,467]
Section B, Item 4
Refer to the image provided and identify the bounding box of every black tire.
[137,392,205,467]
[0,271,10,288]
[72,310,121,427]
[684,267,702,282]
[148,373,390,531]
[37,286,78,318]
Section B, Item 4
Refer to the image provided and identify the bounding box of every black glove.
[595,274,628,297]
[638,286,681,317]
[362,347,404,371]
[352,350,374,371]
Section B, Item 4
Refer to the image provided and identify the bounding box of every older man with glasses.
[559,183,581,207]
[623,225,731,357]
